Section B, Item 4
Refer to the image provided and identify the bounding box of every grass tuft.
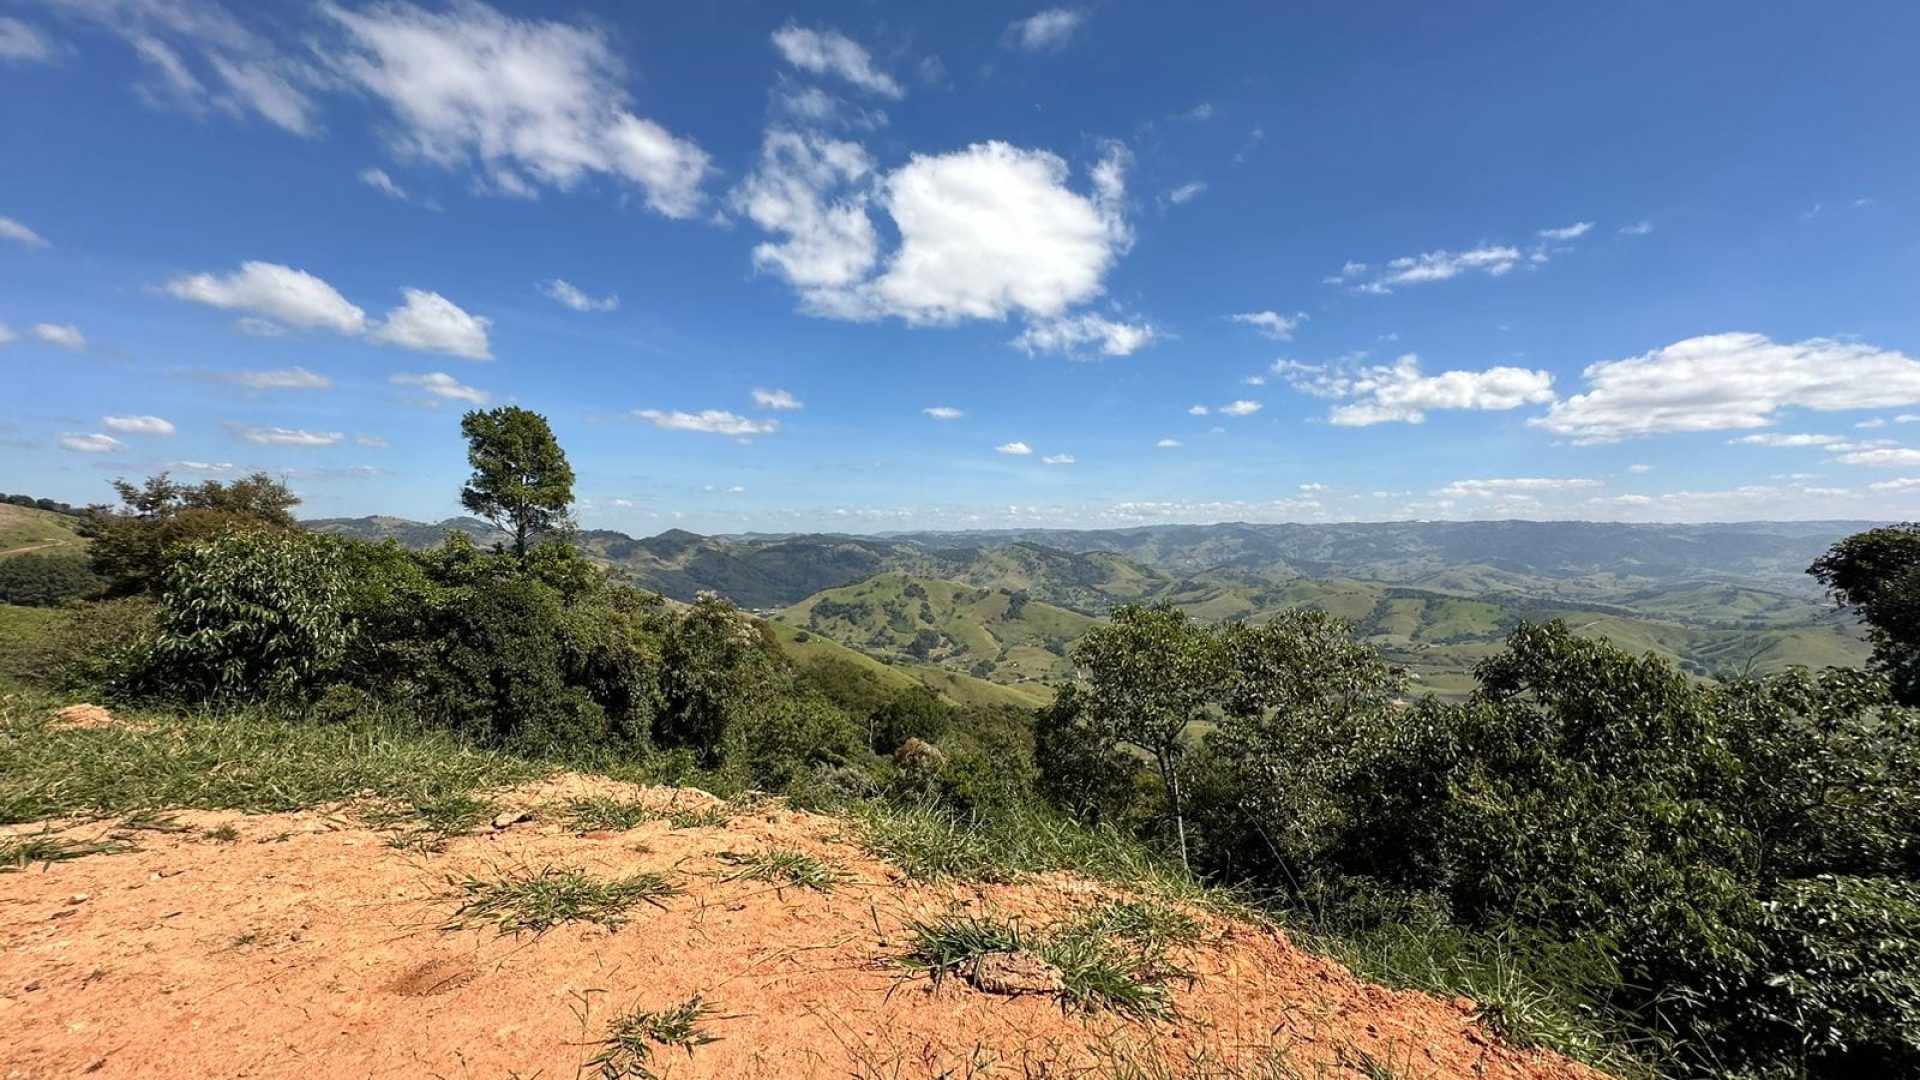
[898,908,1187,1020]
[717,846,843,892]
[364,791,497,852]
[0,832,129,872]
[586,996,720,1079]
[445,867,680,935]
[564,796,658,832]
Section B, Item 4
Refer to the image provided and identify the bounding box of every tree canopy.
[458,407,576,560]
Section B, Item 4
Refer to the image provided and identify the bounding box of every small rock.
[581,830,618,841]
[22,980,40,993]
[69,893,90,904]
[491,810,533,830]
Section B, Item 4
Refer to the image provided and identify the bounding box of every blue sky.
[4,0,1919,534]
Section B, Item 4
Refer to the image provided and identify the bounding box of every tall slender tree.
[458,407,576,560]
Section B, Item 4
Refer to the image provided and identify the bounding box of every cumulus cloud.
[1042,453,1075,465]
[1187,405,1208,416]
[1620,220,1654,236]
[1008,9,1087,51]
[770,25,901,98]
[633,409,779,437]
[355,433,389,448]
[103,415,176,436]
[0,215,48,248]
[1355,246,1522,293]
[370,289,492,360]
[1537,333,1920,442]
[752,388,804,410]
[324,1,711,216]
[390,371,489,405]
[1219,399,1263,417]
[60,432,123,453]
[1011,313,1157,357]
[1282,354,1555,426]
[1731,433,1845,448]
[1230,310,1306,341]
[233,425,343,447]
[739,137,1134,331]
[1156,438,1182,448]
[0,17,54,63]
[0,324,14,344]
[165,261,366,334]
[1833,447,1920,468]
[923,406,965,420]
[995,441,1033,455]
[235,317,286,337]
[32,323,85,350]
[540,278,618,312]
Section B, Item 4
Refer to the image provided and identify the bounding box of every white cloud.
[752,388,804,411]
[1537,221,1593,241]
[1011,313,1158,357]
[996,441,1033,455]
[235,316,286,337]
[32,323,85,350]
[1219,399,1263,417]
[1731,433,1845,448]
[1437,477,1601,498]
[0,17,54,63]
[1620,220,1654,236]
[1628,463,1654,473]
[923,406,965,420]
[1187,405,1208,416]
[370,289,492,360]
[1538,333,1920,442]
[325,1,711,216]
[165,261,366,334]
[0,324,14,344]
[1355,246,1522,293]
[1230,310,1307,341]
[1870,478,1920,493]
[0,215,48,249]
[391,371,489,405]
[770,25,901,98]
[1167,181,1206,205]
[1156,437,1182,448]
[1833,447,1920,468]
[634,409,779,437]
[740,138,1133,329]
[60,432,123,453]
[234,425,343,447]
[1290,354,1555,426]
[102,415,176,436]
[1856,418,1887,429]
[175,461,237,474]
[359,167,407,200]
[226,366,331,391]
[1042,453,1075,465]
[1008,9,1087,52]
[355,433,389,448]
[540,278,618,312]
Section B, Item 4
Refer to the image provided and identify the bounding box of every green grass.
[897,908,1184,1019]
[363,791,498,852]
[564,796,659,832]
[586,996,720,1079]
[717,846,843,891]
[444,866,681,935]
[0,688,547,824]
[847,798,1194,893]
[0,831,129,872]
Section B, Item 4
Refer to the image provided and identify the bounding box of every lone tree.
[459,407,576,560]
[1811,522,1920,705]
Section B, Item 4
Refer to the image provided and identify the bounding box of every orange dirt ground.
[0,776,1603,1080]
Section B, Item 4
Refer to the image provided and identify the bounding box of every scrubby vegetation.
[1,409,1913,1080]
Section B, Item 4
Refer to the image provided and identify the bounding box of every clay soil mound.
[0,776,1603,1079]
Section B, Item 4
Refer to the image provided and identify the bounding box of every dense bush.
[128,530,350,702]
[0,552,102,606]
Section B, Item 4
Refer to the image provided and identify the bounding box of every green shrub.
[128,531,349,702]
[0,553,102,607]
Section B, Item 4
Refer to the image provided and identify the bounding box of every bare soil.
[0,775,1602,1079]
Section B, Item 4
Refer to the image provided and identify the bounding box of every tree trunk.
[1158,750,1190,872]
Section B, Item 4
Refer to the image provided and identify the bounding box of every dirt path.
[0,777,1602,1080]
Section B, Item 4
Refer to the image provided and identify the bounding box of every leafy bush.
[128,530,350,702]
[0,552,102,607]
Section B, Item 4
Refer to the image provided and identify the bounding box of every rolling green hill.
[0,504,86,559]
